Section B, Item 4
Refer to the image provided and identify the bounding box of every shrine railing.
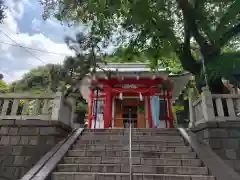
[189,87,240,127]
[0,92,75,126]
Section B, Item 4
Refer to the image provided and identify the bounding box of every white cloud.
[31,18,41,32]
[31,17,86,41]
[0,0,73,83]
[5,0,30,19]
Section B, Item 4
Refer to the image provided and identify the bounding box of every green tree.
[10,64,64,93]
[62,32,112,97]
[0,79,8,92]
[0,0,6,23]
[40,0,240,93]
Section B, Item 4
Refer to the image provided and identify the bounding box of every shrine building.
[79,63,191,129]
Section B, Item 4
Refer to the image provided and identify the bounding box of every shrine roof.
[96,63,188,76]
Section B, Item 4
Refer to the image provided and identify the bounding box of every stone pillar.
[51,92,73,126]
[67,95,77,128]
[201,87,215,122]
[188,88,195,128]
[51,92,63,121]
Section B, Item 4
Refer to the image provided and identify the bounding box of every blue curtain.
[150,96,160,128]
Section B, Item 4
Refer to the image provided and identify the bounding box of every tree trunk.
[209,77,229,94]
[195,75,229,94]
[195,75,229,116]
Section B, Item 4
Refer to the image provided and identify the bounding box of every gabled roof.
[97,63,188,76]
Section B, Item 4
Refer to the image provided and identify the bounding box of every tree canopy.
[0,79,8,93]
[40,0,240,93]
[10,64,64,93]
[0,0,5,23]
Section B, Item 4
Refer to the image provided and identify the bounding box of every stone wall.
[192,121,240,174]
[0,120,71,180]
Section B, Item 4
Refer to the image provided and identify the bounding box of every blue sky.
[0,0,82,83]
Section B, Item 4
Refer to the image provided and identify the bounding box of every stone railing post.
[51,91,79,127]
[66,94,77,128]
[201,87,215,122]
[51,92,64,122]
[188,88,195,128]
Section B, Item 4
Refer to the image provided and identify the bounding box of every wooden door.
[137,102,146,128]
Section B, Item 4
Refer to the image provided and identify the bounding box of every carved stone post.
[201,87,215,122]
[188,88,195,128]
[67,94,77,128]
[51,92,64,122]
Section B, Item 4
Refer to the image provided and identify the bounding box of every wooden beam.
[96,78,164,85]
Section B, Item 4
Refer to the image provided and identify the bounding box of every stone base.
[0,120,72,180]
[191,121,240,174]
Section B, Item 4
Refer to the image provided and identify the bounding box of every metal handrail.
[129,108,132,180]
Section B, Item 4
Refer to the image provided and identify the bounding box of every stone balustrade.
[189,87,240,174]
[189,87,240,127]
[0,92,74,126]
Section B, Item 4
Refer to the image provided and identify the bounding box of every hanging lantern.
[119,92,123,100]
[139,93,143,101]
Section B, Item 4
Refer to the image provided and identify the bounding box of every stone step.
[72,144,192,153]
[67,150,197,159]
[82,131,180,136]
[63,157,203,166]
[57,164,209,175]
[79,135,183,142]
[51,172,215,180]
[76,140,186,145]
[84,128,179,133]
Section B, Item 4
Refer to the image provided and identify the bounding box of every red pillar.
[104,86,111,128]
[108,94,112,128]
[147,96,153,128]
[167,90,173,128]
[88,90,94,128]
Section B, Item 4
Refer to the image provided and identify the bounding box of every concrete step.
[84,128,179,133]
[51,172,215,180]
[67,150,197,159]
[76,140,186,145]
[63,157,203,166]
[57,164,208,175]
[79,135,183,142]
[82,131,180,136]
[72,144,192,153]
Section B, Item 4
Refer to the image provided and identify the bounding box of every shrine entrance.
[114,98,146,128]
[123,106,137,128]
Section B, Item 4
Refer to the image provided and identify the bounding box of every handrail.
[129,109,132,180]
[21,128,84,180]
[179,128,240,180]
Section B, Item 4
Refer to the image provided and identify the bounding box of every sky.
[0,0,84,83]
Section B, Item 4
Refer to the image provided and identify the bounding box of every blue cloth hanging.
[150,96,160,128]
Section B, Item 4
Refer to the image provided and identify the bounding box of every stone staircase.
[51,128,216,180]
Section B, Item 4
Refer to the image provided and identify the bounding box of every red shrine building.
[79,63,191,129]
